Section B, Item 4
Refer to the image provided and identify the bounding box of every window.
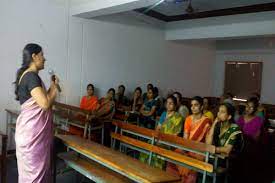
[224,61,262,99]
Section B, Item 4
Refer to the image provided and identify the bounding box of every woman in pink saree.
[14,43,59,183]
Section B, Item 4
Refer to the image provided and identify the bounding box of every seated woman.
[69,84,98,136]
[166,96,212,183]
[139,88,157,129]
[115,85,129,112]
[96,88,116,120]
[126,87,143,122]
[156,95,184,135]
[203,97,214,122]
[173,92,189,120]
[206,103,243,182]
[130,87,143,112]
[139,95,184,169]
[235,98,270,183]
[250,92,265,120]
[143,83,153,101]
[234,104,246,122]
[154,87,164,116]
[236,97,263,140]
[80,84,98,111]
[206,103,243,156]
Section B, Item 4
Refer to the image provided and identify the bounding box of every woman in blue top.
[140,87,157,129]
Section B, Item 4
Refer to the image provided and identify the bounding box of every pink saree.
[15,97,53,183]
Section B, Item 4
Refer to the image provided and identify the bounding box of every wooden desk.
[56,134,180,183]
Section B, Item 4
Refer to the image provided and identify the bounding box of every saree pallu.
[15,97,53,183]
[97,98,115,119]
[80,95,98,111]
[160,112,184,135]
[166,116,211,183]
[216,123,242,147]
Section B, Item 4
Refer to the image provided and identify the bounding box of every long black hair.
[247,97,259,115]
[14,43,42,100]
[135,87,142,94]
[191,96,203,106]
[87,83,94,90]
[108,88,116,100]
[214,102,236,146]
[220,102,236,124]
[166,95,178,107]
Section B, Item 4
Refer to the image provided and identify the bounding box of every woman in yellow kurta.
[203,97,214,121]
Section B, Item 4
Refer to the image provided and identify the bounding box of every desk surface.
[56,134,180,183]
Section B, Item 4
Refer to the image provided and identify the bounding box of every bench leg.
[1,154,7,183]
[88,124,91,140]
[224,158,229,183]
[112,126,118,149]
[148,137,155,166]
[212,173,216,183]
[83,123,88,139]
[101,124,104,145]
[212,156,218,183]
[202,171,207,183]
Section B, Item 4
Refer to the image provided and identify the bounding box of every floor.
[7,155,93,183]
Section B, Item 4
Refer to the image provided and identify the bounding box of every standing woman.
[14,43,59,183]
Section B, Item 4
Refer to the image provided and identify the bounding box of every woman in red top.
[80,84,98,111]
[69,84,98,136]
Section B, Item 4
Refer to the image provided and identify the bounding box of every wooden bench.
[58,151,131,183]
[56,134,180,183]
[112,120,220,183]
[53,102,104,143]
[0,133,7,183]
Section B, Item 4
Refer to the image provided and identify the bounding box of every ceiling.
[137,0,275,22]
[70,0,93,6]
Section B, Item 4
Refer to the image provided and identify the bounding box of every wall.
[0,0,69,133]
[0,1,216,134]
[214,37,275,104]
[68,14,216,103]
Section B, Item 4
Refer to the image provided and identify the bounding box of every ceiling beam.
[71,0,161,18]
[137,2,275,22]
[165,11,275,40]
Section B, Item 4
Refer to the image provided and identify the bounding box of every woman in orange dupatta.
[166,96,212,183]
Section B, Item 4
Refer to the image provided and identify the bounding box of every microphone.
[48,69,61,92]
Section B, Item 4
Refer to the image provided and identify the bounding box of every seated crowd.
[75,83,271,183]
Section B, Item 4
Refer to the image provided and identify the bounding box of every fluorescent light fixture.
[233,97,247,102]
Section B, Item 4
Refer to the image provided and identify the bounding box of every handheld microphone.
[48,69,61,92]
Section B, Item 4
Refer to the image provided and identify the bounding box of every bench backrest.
[111,132,213,173]
[112,120,215,154]
[53,102,91,122]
